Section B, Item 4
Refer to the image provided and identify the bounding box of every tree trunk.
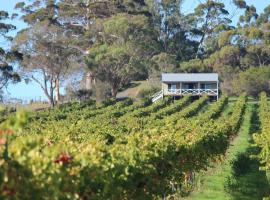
[44,89,55,107]
[49,79,55,107]
[31,73,56,108]
[196,34,206,59]
[55,78,60,104]
[85,71,95,90]
[111,85,118,98]
[49,96,55,107]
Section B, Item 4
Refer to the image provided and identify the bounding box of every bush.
[232,66,270,97]
[75,89,93,101]
[101,98,117,107]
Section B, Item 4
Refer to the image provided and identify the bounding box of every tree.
[13,21,80,107]
[215,24,270,70]
[257,5,270,25]
[147,0,197,61]
[0,11,21,94]
[181,58,211,73]
[149,53,178,82]
[86,13,158,98]
[232,66,270,97]
[151,53,178,72]
[14,0,82,106]
[57,0,151,91]
[238,5,258,27]
[189,0,232,58]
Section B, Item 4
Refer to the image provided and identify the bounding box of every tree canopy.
[0,10,21,98]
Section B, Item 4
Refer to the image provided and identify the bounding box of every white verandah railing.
[152,90,163,102]
[165,89,218,96]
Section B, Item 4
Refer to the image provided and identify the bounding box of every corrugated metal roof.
[162,73,218,82]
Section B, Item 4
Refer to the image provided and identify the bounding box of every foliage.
[181,58,211,73]
[86,13,158,97]
[188,0,232,57]
[149,52,178,81]
[0,11,21,93]
[177,1,270,97]
[253,92,270,170]
[232,67,270,97]
[0,93,247,199]
[92,80,112,102]
[147,0,196,61]
[231,153,252,177]
[14,1,82,106]
[253,92,270,199]
[74,89,93,101]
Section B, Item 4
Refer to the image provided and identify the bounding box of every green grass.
[185,103,269,200]
[117,80,161,99]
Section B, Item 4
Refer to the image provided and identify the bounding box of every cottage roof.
[162,73,218,82]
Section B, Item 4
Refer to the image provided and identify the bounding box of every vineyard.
[0,94,270,199]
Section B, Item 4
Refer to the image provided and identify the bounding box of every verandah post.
[217,81,219,100]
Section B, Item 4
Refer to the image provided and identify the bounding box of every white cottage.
[152,73,219,102]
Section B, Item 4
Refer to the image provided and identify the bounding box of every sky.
[0,0,270,102]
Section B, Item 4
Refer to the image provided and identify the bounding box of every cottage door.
[170,84,177,92]
[188,83,196,89]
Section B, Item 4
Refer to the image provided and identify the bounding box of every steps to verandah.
[184,103,269,200]
[152,90,163,102]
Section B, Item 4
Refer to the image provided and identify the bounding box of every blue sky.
[1,0,270,102]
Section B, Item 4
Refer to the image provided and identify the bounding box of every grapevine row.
[0,95,246,199]
[253,92,270,170]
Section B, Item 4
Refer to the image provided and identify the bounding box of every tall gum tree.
[86,13,159,98]
[0,11,21,97]
[14,0,81,106]
[57,0,152,92]
[188,0,232,58]
[146,0,198,61]
[13,21,80,106]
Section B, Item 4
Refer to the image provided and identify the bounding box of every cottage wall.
[162,82,168,91]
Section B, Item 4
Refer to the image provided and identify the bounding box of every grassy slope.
[117,80,160,99]
[185,103,269,200]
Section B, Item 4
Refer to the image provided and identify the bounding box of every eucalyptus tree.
[14,0,81,106]
[188,0,232,58]
[13,21,80,106]
[257,5,270,25]
[57,0,151,91]
[185,2,270,95]
[215,2,270,70]
[86,13,159,97]
[0,11,21,96]
[238,6,258,27]
[147,0,197,61]
[57,0,109,91]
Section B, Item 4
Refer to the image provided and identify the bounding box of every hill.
[117,80,161,100]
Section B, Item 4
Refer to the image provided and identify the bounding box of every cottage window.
[201,83,214,89]
[168,84,177,91]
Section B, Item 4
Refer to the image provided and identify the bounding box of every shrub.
[232,66,270,97]
[75,89,93,101]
